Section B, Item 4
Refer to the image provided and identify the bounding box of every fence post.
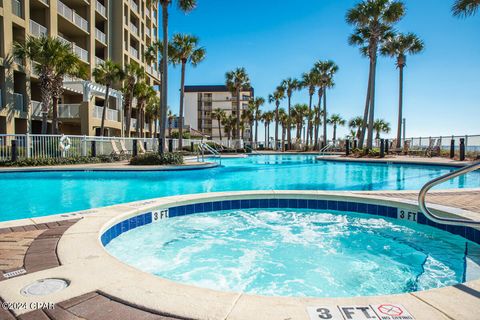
[353,140,358,149]
[91,141,96,157]
[380,139,385,158]
[133,139,138,157]
[11,140,18,162]
[450,139,455,159]
[26,133,31,159]
[81,135,87,157]
[168,139,173,152]
[460,138,465,161]
[190,142,194,153]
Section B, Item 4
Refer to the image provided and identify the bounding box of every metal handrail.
[319,143,334,156]
[418,160,480,227]
[199,142,222,165]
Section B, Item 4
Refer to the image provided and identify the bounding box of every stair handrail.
[418,160,480,227]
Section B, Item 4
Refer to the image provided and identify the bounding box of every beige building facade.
[184,85,254,139]
[0,0,160,136]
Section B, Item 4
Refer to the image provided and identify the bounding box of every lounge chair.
[119,140,130,155]
[110,140,122,156]
[138,141,147,154]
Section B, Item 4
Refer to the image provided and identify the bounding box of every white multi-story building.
[184,85,254,139]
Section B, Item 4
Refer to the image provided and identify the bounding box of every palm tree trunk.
[287,96,291,150]
[323,89,327,147]
[236,89,241,140]
[254,118,258,147]
[333,124,337,142]
[307,93,313,147]
[275,102,279,150]
[100,85,110,136]
[282,125,286,152]
[178,61,186,149]
[126,89,134,137]
[264,123,267,147]
[358,62,373,149]
[218,118,222,141]
[396,65,404,149]
[316,88,323,150]
[51,96,59,134]
[366,57,378,149]
[159,2,169,154]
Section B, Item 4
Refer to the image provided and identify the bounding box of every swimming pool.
[0,155,478,221]
[106,206,480,298]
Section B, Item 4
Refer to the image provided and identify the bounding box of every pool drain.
[21,279,69,296]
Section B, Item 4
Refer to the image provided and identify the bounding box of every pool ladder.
[198,142,222,165]
[418,160,480,227]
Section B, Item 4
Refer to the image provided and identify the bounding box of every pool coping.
[0,191,479,320]
[316,155,476,167]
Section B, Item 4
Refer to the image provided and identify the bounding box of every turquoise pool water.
[0,155,478,221]
[106,208,480,298]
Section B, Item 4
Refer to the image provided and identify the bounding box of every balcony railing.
[95,28,106,43]
[129,46,138,59]
[58,104,80,118]
[13,93,24,112]
[146,7,150,18]
[29,20,48,38]
[58,1,89,32]
[95,56,105,66]
[12,0,23,18]
[31,100,43,116]
[95,106,119,122]
[145,26,151,37]
[95,0,106,17]
[130,23,138,36]
[73,44,89,63]
[130,0,138,13]
[130,118,137,129]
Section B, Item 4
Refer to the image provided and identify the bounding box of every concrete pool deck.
[0,190,479,320]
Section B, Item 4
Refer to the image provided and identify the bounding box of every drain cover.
[21,279,69,296]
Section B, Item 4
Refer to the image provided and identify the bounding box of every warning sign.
[371,304,415,320]
[307,304,414,320]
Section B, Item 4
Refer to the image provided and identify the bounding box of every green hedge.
[0,155,121,167]
[129,153,184,166]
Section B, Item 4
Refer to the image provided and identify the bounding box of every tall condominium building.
[184,85,254,139]
[0,0,161,136]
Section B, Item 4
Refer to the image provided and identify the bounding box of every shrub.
[129,152,184,166]
[0,156,121,167]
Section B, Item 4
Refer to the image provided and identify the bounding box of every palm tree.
[146,95,161,136]
[93,60,125,136]
[373,119,391,139]
[123,62,145,137]
[291,104,309,141]
[301,71,317,147]
[158,0,197,153]
[222,114,236,141]
[328,114,346,142]
[347,0,405,149]
[262,111,275,148]
[170,33,206,149]
[248,97,265,147]
[134,82,155,137]
[211,108,226,141]
[226,68,250,140]
[268,86,285,150]
[452,0,480,17]
[278,108,289,152]
[348,116,365,140]
[381,33,424,148]
[313,60,339,147]
[13,36,71,133]
[313,107,323,149]
[167,109,176,138]
[281,78,300,149]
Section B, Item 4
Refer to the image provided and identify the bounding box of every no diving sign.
[307,304,414,320]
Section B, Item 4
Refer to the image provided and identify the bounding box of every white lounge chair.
[110,140,122,156]
[119,140,130,155]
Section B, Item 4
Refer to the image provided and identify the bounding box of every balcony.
[95,0,106,17]
[58,1,89,33]
[58,104,80,118]
[130,0,138,14]
[130,23,138,36]
[130,118,137,129]
[73,44,89,63]
[12,0,23,18]
[95,56,105,66]
[145,26,151,38]
[31,100,43,116]
[95,28,106,43]
[146,7,150,18]
[129,46,139,59]
[13,93,25,112]
[29,20,48,38]
[94,105,119,122]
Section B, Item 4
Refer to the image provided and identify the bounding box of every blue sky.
[165,0,480,140]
